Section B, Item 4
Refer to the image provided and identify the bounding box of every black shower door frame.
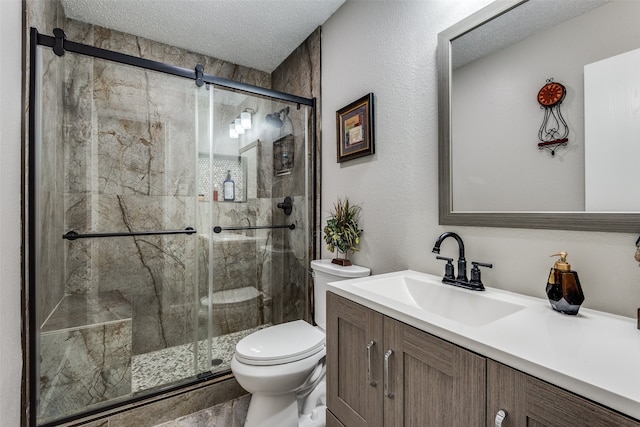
[27,27,318,427]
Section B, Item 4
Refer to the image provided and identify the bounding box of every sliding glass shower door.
[31,39,312,425]
[198,87,312,376]
[34,46,210,423]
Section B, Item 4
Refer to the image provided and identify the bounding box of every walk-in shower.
[28,28,316,426]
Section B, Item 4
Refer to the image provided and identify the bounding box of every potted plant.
[323,197,363,266]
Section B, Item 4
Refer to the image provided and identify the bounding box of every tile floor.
[132,326,266,392]
[154,394,250,426]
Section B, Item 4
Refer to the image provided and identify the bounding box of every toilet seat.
[235,320,325,366]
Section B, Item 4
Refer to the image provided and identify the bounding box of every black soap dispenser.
[545,251,585,315]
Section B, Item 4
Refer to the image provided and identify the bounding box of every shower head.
[265,107,290,128]
[265,112,283,127]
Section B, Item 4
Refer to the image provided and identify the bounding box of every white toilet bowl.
[231,260,370,427]
[231,320,326,427]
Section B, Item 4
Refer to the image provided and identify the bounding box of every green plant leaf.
[323,197,363,256]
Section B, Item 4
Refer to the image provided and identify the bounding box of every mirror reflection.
[448,0,640,214]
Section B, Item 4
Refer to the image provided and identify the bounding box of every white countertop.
[327,270,640,421]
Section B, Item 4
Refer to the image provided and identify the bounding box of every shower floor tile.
[132,325,268,392]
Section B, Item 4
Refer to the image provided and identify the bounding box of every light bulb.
[241,111,252,129]
[235,118,244,135]
[229,123,238,139]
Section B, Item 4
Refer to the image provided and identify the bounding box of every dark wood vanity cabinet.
[326,292,485,427]
[327,292,640,427]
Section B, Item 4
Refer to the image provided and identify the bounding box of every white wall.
[0,0,24,424]
[322,0,640,318]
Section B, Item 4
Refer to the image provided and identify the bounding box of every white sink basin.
[348,274,524,327]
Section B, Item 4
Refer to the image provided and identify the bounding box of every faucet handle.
[472,261,493,269]
[470,261,493,289]
[436,256,455,281]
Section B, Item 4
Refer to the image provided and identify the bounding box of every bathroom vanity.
[325,271,640,427]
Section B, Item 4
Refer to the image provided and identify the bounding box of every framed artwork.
[336,93,375,162]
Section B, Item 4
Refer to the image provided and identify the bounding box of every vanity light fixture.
[229,108,254,139]
[241,110,252,129]
[235,118,245,135]
[229,122,238,139]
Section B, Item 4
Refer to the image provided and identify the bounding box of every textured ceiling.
[452,0,609,69]
[60,0,346,72]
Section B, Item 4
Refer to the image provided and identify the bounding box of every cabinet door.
[327,292,384,427]
[487,360,640,427]
[384,317,486,427]
[328,409,347,427]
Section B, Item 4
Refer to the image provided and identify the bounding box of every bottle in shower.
[223,170,235,201]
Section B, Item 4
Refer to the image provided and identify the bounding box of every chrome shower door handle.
[366,340,376,386]
[495,409,507,427]
[384,349,394,398]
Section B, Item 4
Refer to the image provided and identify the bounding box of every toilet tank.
[310,259,370,329]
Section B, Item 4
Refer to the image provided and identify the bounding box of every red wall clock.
[537,78,569,156]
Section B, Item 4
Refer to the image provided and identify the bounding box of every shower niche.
[198,153,249,203]
[30,28,314,425]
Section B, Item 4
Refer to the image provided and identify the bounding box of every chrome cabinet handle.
[495,409,507,427]
[366,340,376,386]
[384,349,394,398]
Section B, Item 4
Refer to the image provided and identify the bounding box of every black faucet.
[432,232,491,291]
[432,232,468,283]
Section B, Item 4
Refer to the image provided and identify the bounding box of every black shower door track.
[28,27,318,427]
[34,28,314,107]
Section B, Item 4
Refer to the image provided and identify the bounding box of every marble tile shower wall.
[272,28,322,323]
[29,0,315,419]
[58,18,274,349]
[63,33,200,356]
[267,108,313,324]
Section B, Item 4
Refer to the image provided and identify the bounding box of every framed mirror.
[437,0,640,232]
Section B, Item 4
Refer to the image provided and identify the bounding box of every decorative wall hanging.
[273,134,294,176]
[537,78,569,156]
[336,93,375,162]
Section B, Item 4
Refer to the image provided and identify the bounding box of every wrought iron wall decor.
[537,78,569,156]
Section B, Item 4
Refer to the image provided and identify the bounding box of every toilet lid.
[235,320,325,366]
[310,259,371,278]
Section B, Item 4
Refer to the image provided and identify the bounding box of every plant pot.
[331,258,352,267]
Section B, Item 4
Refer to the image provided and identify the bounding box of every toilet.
[231,259,370,427]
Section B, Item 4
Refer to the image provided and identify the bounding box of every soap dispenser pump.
[546,251,585,315]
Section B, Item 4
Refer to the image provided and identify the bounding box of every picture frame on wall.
[336,93,375,163]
